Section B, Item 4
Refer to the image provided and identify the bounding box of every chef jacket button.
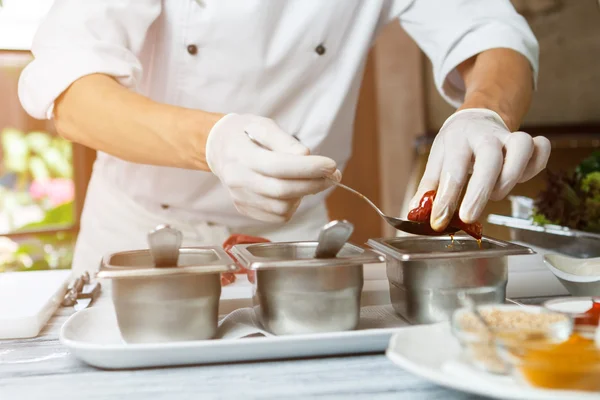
[315,44,326,56]
[160,204,170,210]
[187,44,198,55]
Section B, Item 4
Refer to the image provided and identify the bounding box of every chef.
[18,0,550,274]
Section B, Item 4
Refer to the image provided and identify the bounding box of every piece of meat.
[407,190,483,240]
[222,234,270,285]
[407,190,436,222]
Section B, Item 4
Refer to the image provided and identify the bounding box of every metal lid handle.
[147,224,183,268]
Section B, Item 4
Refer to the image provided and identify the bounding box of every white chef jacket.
[18,0,539,229]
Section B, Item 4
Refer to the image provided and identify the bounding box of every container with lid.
[96,225,237,343]
[367,235,534,324]
[231,241,385,335]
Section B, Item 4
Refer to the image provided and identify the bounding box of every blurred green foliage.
[0,127,76,272]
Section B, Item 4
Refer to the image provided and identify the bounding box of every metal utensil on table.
[73,281,102,311]
[147,224,183,267]
[505,298,526,307]
[314,220,354,258]
[62,272,88,306]
[244,130,458,236]
[62,272,102,310]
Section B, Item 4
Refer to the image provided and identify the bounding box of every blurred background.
[0,0,598,272]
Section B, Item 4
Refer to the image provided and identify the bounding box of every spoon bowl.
[314,220,354,258]
[328,179,459,236]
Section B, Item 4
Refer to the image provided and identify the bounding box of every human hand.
[206,114,341,222]
[409,108,551,231]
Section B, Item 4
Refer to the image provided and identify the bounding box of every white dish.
[0,270,71,339]
[542,296,596,315]
[543,254,600,296]
[386,323,600,400]
[544,254,600,279]
[60,304,408,370]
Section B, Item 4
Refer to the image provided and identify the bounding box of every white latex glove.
[206,113,341,223]
[409,108,551,231]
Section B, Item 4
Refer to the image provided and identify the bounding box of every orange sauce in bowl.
[515,333,600,392]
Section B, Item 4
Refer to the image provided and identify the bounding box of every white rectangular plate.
[60,305,408,370]
[0,270,71,339]
[386,323,599,400]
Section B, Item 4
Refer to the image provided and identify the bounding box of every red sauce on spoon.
[407,190,483,240]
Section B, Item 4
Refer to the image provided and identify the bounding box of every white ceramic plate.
[60,305,408,370]
[544,254,600,281]
[543,297,595,314]
[386,323,599,400]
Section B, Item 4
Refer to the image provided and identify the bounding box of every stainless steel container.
[367,236,534,324]
[231,242,384,335]
[487,214,600,258]
[97,247,236,343]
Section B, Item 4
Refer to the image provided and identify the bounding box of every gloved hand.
[206,113,341,223]
[409,108,551,231]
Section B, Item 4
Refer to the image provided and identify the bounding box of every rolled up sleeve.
[18,0,161,120]
[396,0,539,108]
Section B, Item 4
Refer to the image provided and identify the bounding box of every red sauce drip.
[222,234,270,285]
[407,190,483,240]
[574,298,600,327]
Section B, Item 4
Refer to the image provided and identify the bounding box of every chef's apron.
[72,169,330,275]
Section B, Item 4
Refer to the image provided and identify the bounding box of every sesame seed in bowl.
[451,304,572,375]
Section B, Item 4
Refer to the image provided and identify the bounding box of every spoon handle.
[457,291,495,334]
[147,224,183,268]
[327,179,385,218]
[315,220,354,258]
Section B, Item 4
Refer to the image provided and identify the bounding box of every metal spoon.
[327,179,459,236]
[147,224,183,268]
[457,291,495,335]
[505,298,526,307]
[244,130,458,236]
[315,220,354,258]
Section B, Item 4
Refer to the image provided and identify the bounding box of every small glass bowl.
[543,297,600,340]
[496,329,600,392]
[451,304,572,375]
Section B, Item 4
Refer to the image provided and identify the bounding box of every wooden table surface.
[0,296,550,400]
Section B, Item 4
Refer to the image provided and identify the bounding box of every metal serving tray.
[487,214,600,258]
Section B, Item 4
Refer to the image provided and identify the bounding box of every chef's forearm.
[53,74,221,170]
[457,48,533,131]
